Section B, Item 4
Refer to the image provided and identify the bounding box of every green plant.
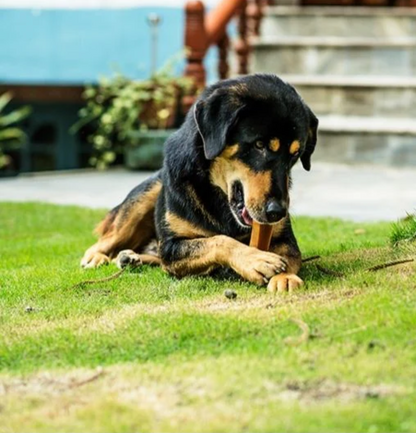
[72,64,193,170]
[0,92,31,169]
[391,213,416,245]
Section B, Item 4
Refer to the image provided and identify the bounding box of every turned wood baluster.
[183,1,208,111]
[234,0,249,75]
[246,0,263,37]
[217,32,230,79]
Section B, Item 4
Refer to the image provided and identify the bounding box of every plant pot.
[125,129,175,170]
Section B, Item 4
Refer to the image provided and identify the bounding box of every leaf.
[0,92,13,113]
[0,127,27,143]
[69,111,101,134]
[0,106,32,127]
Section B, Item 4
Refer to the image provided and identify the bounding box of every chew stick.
[249,222,273,251]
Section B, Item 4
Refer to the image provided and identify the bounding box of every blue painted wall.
[0,7,218,84]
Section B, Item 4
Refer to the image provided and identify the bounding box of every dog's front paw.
[81,252,110,268]
[233,248,287,286]
[267,273,303,294]
[114,249,142,269]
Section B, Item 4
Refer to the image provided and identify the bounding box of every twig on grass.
[71,255,144,289]
[71,268,127,289]
[315,257,414,279]
[284,318,311,346]
[366,258,414,272]
[302,255,321,263]
[69,367,105,388]
[326,324,370,339]
[316,264,345,278]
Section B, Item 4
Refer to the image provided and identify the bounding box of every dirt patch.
[0,367,212,421]
[4,303,173,340]
[264,288,360,310]
[0,368,106,397]
[274,379,406,404]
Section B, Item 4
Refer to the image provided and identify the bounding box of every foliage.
[0,92,31,169]
[72,62,193,170]
[1,202,416,432]
[391,213,416,245]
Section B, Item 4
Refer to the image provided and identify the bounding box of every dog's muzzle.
[230,181,287,227]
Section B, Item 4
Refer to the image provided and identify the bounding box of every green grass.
[391,213,416,245]
[0,202,415,433]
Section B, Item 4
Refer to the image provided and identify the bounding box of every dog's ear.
[194,90,245,160]
[301,106,319,171]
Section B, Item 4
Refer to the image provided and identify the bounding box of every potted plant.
[72,64,193,170]
[0,92,31,177]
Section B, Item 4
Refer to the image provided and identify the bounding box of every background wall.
[0,0,219,84]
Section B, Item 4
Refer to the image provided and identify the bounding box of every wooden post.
[206,0,246,43]
[184,1,207,88]
[247,0,263,37]
[182,0,270,113]
[217,32,230,79]
[183,1,208,111]
[235,0,249,75]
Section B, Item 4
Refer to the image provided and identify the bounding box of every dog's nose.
[265,200,286,223]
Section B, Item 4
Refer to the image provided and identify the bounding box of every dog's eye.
[254,141,265,150]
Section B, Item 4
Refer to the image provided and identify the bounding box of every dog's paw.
[234,248,287,286]
[267,273,303,294]
[81,252,110,268]
[114,249,142,269]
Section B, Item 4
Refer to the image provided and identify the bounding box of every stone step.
[262,6,416,38]
[282,75,416,117]
[315,115,416,166]
[251,37,416,76]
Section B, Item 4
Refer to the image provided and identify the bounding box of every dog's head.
[194,74,318,228]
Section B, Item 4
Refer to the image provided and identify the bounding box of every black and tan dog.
[81,74,318,293]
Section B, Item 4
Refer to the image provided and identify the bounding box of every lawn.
[0,202,415,433]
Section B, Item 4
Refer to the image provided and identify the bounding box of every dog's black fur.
[81,74,318,292]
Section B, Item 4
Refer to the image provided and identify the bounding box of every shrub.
[0,92,31,169]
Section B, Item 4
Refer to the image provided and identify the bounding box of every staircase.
[251,6,416,166]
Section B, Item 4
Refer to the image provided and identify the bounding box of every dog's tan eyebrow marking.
[289,140,301,155]
[220,144,239,159]
[269,138,280,152]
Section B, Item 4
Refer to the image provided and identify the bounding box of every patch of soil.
[0,368,104,396]
[277,379,405,404]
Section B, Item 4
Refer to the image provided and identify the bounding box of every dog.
[81,74,318,293]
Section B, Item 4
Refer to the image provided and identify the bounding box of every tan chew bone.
[249,221,273,251]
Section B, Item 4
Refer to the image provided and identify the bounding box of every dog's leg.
[266,218,303,293]
[81,174,162,268]
[160,235,287,286]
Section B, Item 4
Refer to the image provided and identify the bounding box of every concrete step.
[282,75,416,117]
[251,37,416,76]
[315,115,416,166]
[262,6,416,38]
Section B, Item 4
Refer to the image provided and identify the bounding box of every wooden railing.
[183,0,272,109]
